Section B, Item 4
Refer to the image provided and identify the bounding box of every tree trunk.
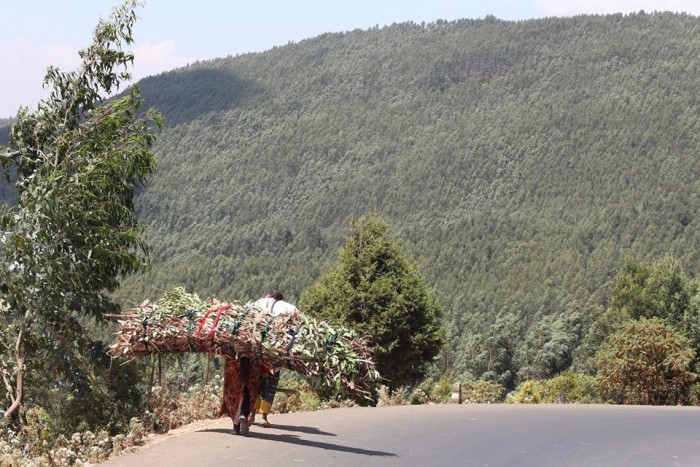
[3,325,24,418]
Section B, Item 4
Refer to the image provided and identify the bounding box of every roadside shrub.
[376,385,411,406]
[507,373,600,404]
[461,380,505,403]
[594,318,697,405]
[688,383,700,406]
[0,371,222,466]
[0,415,147,466]
[22,407,53,459]
[431,376,455,403]
[409,386,430,405]
[408,376,454,405]
[271,377,323,413]
[143,376,223,433]
[539,372,600,403]
[401,375,466,405]
[507,380,543,404]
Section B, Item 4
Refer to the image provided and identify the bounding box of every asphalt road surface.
[99,404,700,467]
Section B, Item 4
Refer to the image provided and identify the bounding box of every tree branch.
[4,325,24,418]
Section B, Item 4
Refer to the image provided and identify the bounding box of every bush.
[508,373,601,404]
[594,318,697,405]
[541,372,600,403]
[270,376,323,413]
[143,376,223,433]
[0,361,221,466]
[688,383,700,406]
[403,377,505,405]
[408,376,454,405]
[0,413,148,466]
[461,380,506,403]
[507,380,544,404]
[377,385,411,406]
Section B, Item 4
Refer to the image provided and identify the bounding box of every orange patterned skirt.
[218,356,262,424]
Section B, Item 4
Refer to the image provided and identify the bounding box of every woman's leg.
[245,362,262,427]
[220,356,262,435]
[220,357,244,434]
[235,357,252,435]
[259,370,280,426]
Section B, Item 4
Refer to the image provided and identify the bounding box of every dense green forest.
[5,12,700,387]
[0,118,13,134]
[0,119,13,149]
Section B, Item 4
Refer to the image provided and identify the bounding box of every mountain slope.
[103,13,700,368]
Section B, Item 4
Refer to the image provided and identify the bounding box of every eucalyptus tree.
[0,0,160,428]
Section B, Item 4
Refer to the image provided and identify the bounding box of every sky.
[2,0,699,118]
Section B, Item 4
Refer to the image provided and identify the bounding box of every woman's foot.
[238,416,249,436]
[261,414,272,428]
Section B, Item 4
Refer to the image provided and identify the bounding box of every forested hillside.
[18,12,700,384]
[0,119,13,146]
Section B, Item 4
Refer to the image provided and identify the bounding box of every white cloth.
[252,297,298,316]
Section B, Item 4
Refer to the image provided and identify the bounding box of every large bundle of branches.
[108,288,380,398]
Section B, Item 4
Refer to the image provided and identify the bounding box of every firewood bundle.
[108,287,380,398]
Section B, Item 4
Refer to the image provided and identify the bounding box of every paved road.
[100,404,700,466]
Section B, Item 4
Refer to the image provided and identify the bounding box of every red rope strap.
[209,305,232,344]
[196,306,219,351]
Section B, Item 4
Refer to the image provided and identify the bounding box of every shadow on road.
[200,423,336,437]
[199,426,397,458]
[256,423,338,436]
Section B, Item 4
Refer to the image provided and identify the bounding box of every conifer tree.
[300,214,444,389]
